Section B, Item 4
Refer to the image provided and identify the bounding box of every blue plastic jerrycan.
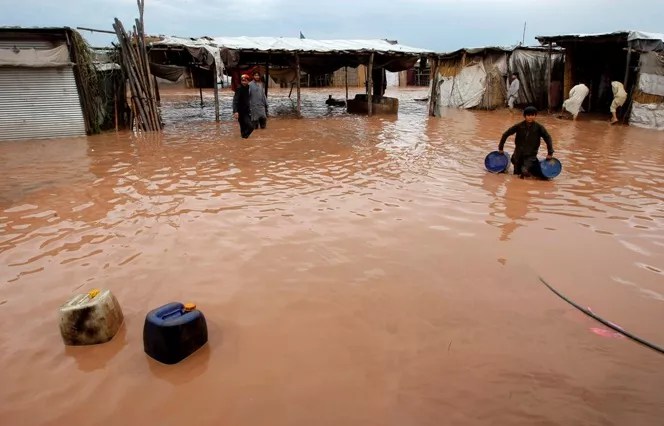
[143,302,208,365]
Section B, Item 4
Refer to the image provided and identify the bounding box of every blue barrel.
[143,302,208,365]
[484,151,511,173]
[539,157,562,179]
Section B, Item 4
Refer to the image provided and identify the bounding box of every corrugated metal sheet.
[0,67,86,141]
[0,39,55,49]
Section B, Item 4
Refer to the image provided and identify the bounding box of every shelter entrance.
[567,42,633,115]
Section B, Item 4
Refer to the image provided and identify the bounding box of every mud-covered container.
[59,289,124,346]
[143,302,208,365]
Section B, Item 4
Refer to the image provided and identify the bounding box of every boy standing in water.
[498,106,554,178]
[233,74,253,139]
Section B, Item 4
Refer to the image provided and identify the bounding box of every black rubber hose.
[538,276,664,355]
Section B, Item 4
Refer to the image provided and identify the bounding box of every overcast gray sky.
[2,0,663,51]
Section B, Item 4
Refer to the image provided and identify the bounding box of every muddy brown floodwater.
[1,87,664,425]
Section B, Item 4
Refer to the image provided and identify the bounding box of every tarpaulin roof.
[536,30,664,43]
[436,45,563,59]
[535,30,664,53]
[153,36,433,55]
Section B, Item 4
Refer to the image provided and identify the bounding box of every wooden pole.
[113,21,150,131]
[199,78,204,107]
[345,66,349,106]
[428,57,439,117]
[114,91,119,131]
[212,63,220,122]
[295,53,301,115]
[153,75,161,106]
[367,52,374,116]
[265,57,270,97]
[547,42,553,112]
[135,0,160,130]
[623,46,632,87]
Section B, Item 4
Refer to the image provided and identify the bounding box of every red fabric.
[230,66,261,90]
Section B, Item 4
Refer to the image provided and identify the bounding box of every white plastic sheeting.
[627,31,664,42]
[629,102,664,131]
[386,71,399,87]
[438,63,486,109]
[0,44,71,67]
[159,36,432,55]
[212,37,432,54]
[638,73,664,97]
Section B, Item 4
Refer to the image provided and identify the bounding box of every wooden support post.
[624,47,632,87]
[547,42,552,113]
[199,75,204,108]
[212,63,220,122]
[428,57,439,117]
[295,53,301,116]
[153,75,161,107]
[367,52,374,117]
[265,58,270,97]
[345,66,349,105]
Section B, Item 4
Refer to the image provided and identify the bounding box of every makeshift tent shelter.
[509,47,564,110]
[536,30,664,130]
[428,46,562,114]
[149,36,432,117]
[432,46,511,111]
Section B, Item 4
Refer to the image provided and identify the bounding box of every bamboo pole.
[113,21,150,130]
[367,52,374,116]
[131,24,156,130]
[113,16,162,132]
[212,63,220,122]
[547,42,553,112]
[154,75,161,106]
[295,53,301,115]
[134,8,160,129]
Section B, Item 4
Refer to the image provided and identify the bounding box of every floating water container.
[143,302,208,365]
[539,157,562,179]
[484,151,511,173]
[59,289,124,346]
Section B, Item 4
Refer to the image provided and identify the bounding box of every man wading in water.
[498,106,554,179]
[249,70,268,129]
[233,74,253,139]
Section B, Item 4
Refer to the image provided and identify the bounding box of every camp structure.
[428,45,563,115]
[148,36,432,117]
[0,27,107,141]
[536,30,664,130]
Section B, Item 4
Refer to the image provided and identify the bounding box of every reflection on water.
[1,88,664,425]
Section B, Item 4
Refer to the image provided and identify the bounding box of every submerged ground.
[1,87,663,425]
